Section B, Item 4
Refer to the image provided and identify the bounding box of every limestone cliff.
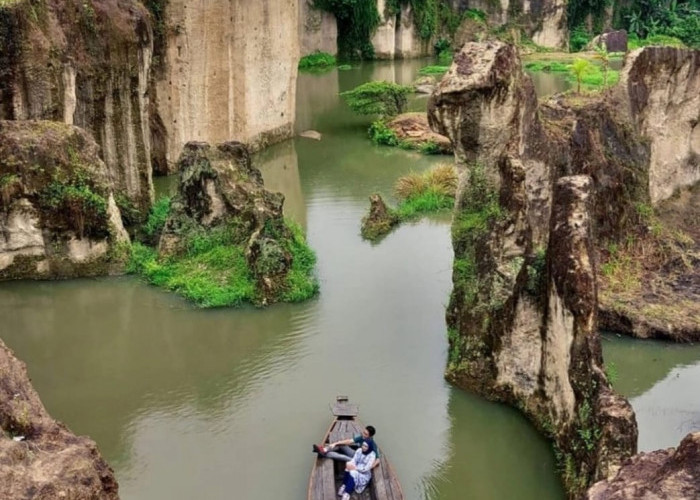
[300,0,337,56]
[618,47,700,205]
[372,0,430,59]
[429,41,637,497]
[447,0,568,49]
[154,0,299,173]
[0,120,130,280]
[0,0,155,213]
[0,337,119,499]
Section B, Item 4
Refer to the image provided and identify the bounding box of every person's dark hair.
[365,425,376,437]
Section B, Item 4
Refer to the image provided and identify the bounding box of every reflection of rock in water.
[296,72,340,133]
[255,140,307,232]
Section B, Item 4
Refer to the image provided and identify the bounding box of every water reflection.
[602,334,700,451]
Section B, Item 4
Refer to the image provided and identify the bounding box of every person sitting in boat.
[337,438,376,500]
[313,425,380,467]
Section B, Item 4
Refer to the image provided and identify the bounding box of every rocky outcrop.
[587,432,700,500]
[0,120,130,280]
[618,47,700,205]
[158,141,316,305]
[300,0,337,56]
[388,113,452,154]
[0,0,155,213]
[0,337,118,499]
[361,193,399,240]
[429,41,638,497]
[154,0,299,173]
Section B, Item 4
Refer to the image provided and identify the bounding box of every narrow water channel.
[2,58,690,500]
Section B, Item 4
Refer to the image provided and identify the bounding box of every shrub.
[340,81,411,117]
[143,196,171,241]
[299,51,337,70]
[569,25,592,52]
[368,120,399,146]
[395,163,457,200]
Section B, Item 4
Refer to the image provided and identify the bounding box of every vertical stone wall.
[299,0,337,56]
[155,0,299,172]
[0,0,155,212]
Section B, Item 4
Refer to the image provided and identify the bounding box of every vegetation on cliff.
[314,0,380,59]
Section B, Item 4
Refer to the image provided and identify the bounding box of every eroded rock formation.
[0,0,155,212]
[0,337,118,499]
[431,41,700,342]
[154,0,299,173]
[429,41,638,497]
[587,432,700,500]
[361,193,399,240]
[159,141,315,305]
[0,120,130,280]
[618,47,700,205]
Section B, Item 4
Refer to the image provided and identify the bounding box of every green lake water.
[0,58,695,500]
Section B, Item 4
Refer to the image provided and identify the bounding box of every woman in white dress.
[337,439,377,500]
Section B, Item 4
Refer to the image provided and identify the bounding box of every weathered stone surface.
[372,0,430,59]
[618,47,700,205]
[388,113,452,154]
[361,194,399,240]
[154,0,299,173]
[588,30,628,53]
[0,337,118,499]
[299,0,337,56]
[587,432,700,500]
[0,120,129,281]
[0,0,155,213]
[448,0,568,49]
[431,41,699,341]
[430,42,639,497]
[160,141,302,304]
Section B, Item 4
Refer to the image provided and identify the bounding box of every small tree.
[593,46,610,87]
[569,59,591,94]
[339,81,412,118]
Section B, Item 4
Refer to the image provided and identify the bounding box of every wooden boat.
[308,397,404,500]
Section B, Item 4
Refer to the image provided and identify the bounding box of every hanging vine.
[314,0,380,60]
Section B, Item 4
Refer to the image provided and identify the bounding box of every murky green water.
[2,57,686,500]
[602,333,700,452]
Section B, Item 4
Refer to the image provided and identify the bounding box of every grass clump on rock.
[128,141,318,308]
